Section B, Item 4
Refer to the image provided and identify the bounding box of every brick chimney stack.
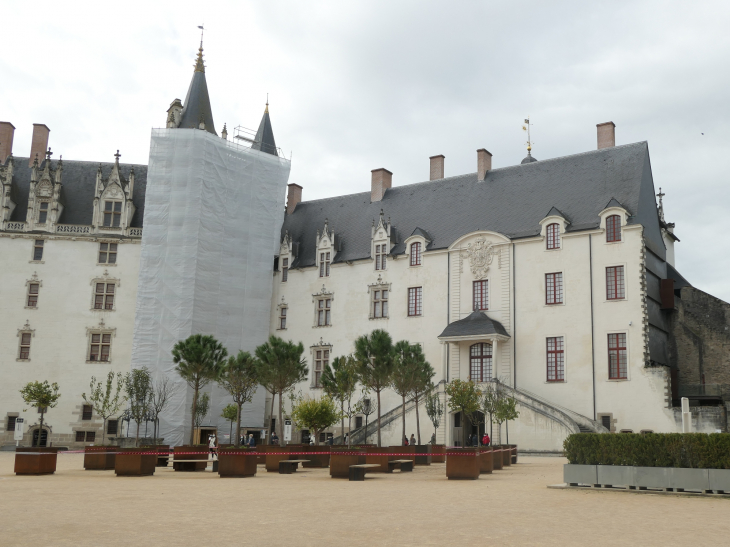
[477,149,492,181]
[286,183,303,215]
[0,121,15,164]
[429,155,445,180]
[597,122,616,149]
[29,124,50,166]
[371,168,392,202]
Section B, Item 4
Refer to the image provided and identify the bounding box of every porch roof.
[437,311,510,341]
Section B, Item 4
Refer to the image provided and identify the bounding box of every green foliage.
[221,403,238,423]
[290,395,342,445]
[563,433,730,469]
[354,329,394,446]
[321,354,359,446]
[194,392,210,428]
[425,389,443,439]
[494,395,520,425]
[20,380,61,447]
[82,371,127,445]
[125,368,152,446]
[220,351,259,447]
[445,379,482,446]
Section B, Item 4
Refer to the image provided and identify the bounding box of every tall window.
[281,258,289,282]
[38,202,49,224]
[469,343,492,382]
[546,337,565,382]
[27,283,39,308]
[98,243,117,264]
[546,223,560,249]
[473,280,488,311]
[410,242,422,266]
[33,239,44,261]
[375,244,387,270]
[7,416,17,432]
[19,333,32,360]
[372,289,389,318]
[317,298,331,326]
[279,307,287,330]
[319,252,331,277]
[545,272,563,305]
[606,266,625,300]
[94,283,115,310]
[608,333,627,379]
[408,287,422,317]
[82,405,93,420]
[313,348,329,387]
[89,333,112,362]
[103,201,122,227]
[606,215,621,242]
[107,419,118,435]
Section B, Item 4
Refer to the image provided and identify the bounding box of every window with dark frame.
[473,280,488,311]
[314,348,329,387]
[317,299,331,326]
[410,242,422,266]
[94,283,115,310]
[75,431,85,442]
[82,405,93,420]
[545,272,563,305]
[600,415,611,430]
[372,288,389,318]
[86,431,96,442]
[281,258,289,282]
[355,416,363,429]
[606,266,625,300]
[33,239,44,261]
[38,202,49,224]
[546,223,560,249]
[19,332,31,359]
[7,416,17,432]
[408,287,423,317]
[279,307,287,329]
[99,242,118,264]
[546,337,565,382]
[107,419,118,435]
[606,215,621,242]
[375,244,387,270]
[27,283,39,307]
[319,252,331,277]
[608,333,628,379]
[89,333,112,362]
[103,201,122,227]
[469,343,492,382]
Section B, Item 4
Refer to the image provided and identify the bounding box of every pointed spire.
[178,40,217,135]
[194,45,205,73]
[251,100,278,156]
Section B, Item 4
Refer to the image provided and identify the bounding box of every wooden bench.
[387,459,414,473]
[278,459,310,474]
[349,463,381,481]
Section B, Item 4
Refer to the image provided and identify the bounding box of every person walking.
[208,434,217,460]
[271,432,279,445]
[410,434,417,447]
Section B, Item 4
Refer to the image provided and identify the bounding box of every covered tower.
[131,42,291,446]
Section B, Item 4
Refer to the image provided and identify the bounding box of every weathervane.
[522,116,533,153]
[656,187,665,221]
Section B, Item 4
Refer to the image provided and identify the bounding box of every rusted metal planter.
[84,446,116,470]
[446,447,480,480]
[330,448,366,478]
[414,444,432,465]
[479,448,494,474]
[492,449,504,470]
[173,445,208,471]
[265,445,302,472]
[154,445,171,467]
[218,448,257,477]
[508,444,518,464]
[302,445,331,468]
[114,448,156,476]
[431,444,446,463]
[501,446,512,467]
[15,447,59,475]
[389,445,416,463]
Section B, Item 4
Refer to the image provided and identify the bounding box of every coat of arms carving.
[460,238,495,280]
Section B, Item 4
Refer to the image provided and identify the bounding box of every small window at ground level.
[107,419,118,435]
[82,405,93,420]
[600,415,611,430]
[75,431,85,442]
[86,431,95,442]
[7,416,17,432]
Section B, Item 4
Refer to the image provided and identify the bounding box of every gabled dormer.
[371,210,393,271]
[0,154,17,225]
[404,227,431,267]
[539,206,570,250]
[166,99,183,128]
[92,151,135,234]
[26,151,64,233]
[599,198,630,244]
[316,219,335,277]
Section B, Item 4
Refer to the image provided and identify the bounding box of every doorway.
[195,427,217,446]
[32,428,48,447]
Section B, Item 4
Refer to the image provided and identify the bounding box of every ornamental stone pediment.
[460,237,496,280]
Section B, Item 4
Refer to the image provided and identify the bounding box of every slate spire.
[251,99,278,156]
[178,41,217,135]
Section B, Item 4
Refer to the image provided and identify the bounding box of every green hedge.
[563,433,730,469]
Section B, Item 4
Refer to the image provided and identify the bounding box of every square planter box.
[597,465,633,487]
[365,446,390,472]
[500,446,512,467]
[301,445,330,468]
[15,447,59,475]
[218,449,257,477]
[414,444,432,465]
[115,448,156,476]
[154,445,170,467]
[564,464,597,486]
[507,444,518,464]
[330,448,366,478]
[431,444,445,463]
[264,445,302,472]
[389,445,415,463]
[670,468,710,492]
[633,466,670,489]
[173,445,208,471]
[446,448,480,480]
[709,469,730,493]
[84,446,116,470]
[492,449,503,470]
[479,449,493,474]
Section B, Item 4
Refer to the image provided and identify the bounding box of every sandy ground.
[0,453,728,547]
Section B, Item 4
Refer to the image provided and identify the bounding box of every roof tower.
[251,99,278,156]
[178,38,217,135]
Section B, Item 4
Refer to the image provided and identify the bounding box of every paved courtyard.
[0,453,728,546]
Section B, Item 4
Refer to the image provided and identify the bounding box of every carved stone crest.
[460,237,495,280]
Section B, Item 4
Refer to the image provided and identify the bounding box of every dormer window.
[410,242,422,266]
[38,202,49,224]
[546,223,560,249]
[103,201,122,227]
[375,244,387,270]
[606,215,621,242]
[319,252,330,277]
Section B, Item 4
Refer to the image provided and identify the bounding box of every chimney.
[29,124,50,166]
[0,121,15,164]
[429,155,445,180]
[597,122,615,149]
[477,148,492,181]
[371,168,392,202]
[286,183,303,215]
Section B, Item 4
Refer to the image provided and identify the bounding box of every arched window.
[546,223,560,249]
[606,215,621,242]
[469,343,492,382]
[410,242,422,266]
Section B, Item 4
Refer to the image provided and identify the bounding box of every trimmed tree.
[495,394,520,445]
[290,395,341,445]
[355,393,377,445]
[149,376,173,445]
[172,334,228,446]
[125,368,152,447]
[391,341,420,445]
[409,345,435,445]
[321,354,359,445]
[219,351,259,447]
[354,329,394,447]
[445,379,482,447]
[20,381,61,447]
[221,404,238,444]
[255,335,308,445]
[82,371,127,446]
[193,392,210,433]
[425,388,443,444]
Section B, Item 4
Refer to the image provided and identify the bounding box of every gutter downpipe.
[513,242,516,388]
[446,251,450,383]
[589,234,597,420]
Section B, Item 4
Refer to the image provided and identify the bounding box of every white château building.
[0,47,710,451]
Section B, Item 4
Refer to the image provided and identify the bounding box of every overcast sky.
[2,1,728,300]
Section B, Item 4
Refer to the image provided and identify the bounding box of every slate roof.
[251,107,278,156]
[5,157,147,227]
[178,62,217,135]
[438,311,510,339]
[282,141,667,268]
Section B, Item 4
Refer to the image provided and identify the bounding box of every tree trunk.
[37,411,45,447]
[278,389,284,446]
[376,388,382,448]
[268,391,276,444]
[314,429,320,445]
[415,394,421,445]
[347,413,352,448]
[190,382,199,446]
[102,418,107,446]
[401,394,406,445]
[235,403,242,448]
[341,401,345,445]
[135,420,140,448]
[462,411,466,447]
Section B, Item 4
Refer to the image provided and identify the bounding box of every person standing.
[248,433,256,448]
[410,434,417,447]
[482,433,490,446]
[208,434,217,459]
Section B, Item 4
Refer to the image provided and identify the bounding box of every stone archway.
[31,427,49,447]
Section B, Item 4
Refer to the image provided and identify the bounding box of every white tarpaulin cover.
[131,128,290,446]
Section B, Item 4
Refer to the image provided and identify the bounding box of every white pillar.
[492,339,500,381]
[681,397,692,433]
[440,341,447,382]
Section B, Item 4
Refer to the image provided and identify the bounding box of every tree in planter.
[425,388,444,444]
[193,392,210,435]
[444,379,482,447]
[219,351,259,447]
[321,354,359,445]
[125,368,152,447]
[391,341,420,445]
[354,393,377,445]
[172,334,228,446]
[255,336,307,446]
[481,381,500,443]
[221,404,238,445]
[494,395,520,445]
[149,376,173,445]
[354,329,394,447]
[290,394,341,445]
[82,371,126,446]
[409,347,435,445]
[20,381,61,447]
